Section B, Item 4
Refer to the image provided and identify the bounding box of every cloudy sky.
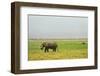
[28,15,88,39]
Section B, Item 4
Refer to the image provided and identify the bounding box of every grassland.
[28,39,88,60]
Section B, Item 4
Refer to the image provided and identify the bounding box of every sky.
[28,15,88,39]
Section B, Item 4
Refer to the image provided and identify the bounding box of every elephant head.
[40,42,46,50]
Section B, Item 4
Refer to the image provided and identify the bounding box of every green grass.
[28,39,88,60]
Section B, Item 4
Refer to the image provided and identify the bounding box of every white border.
[20,7,95,70]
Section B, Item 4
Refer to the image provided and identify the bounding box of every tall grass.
[28,39,88,60]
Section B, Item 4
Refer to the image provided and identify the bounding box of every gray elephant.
[40,42,58,52]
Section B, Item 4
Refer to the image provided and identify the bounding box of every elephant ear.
[42,42,46,46]
[45,42,48,46]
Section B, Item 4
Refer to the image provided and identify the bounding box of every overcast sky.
[28,15,88,39]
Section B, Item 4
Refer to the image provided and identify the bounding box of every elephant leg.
[44,48,47,52]
[53,48,56,52]
[45,48,49,52]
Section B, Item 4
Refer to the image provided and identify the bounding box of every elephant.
[40,42,58,52]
